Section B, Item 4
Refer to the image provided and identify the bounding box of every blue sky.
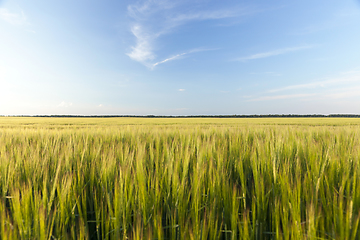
[1,0,360,115]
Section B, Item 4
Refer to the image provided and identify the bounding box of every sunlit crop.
[0,117,360,239]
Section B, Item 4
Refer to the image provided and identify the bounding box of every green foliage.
[0,117,360,239]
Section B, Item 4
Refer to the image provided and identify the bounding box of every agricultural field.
[1,117,360,239]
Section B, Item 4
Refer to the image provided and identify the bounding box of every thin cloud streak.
[127,0,178,20]
[248,72,360,102]
[153,53,189,68]
[268,74,360,93]
[0,8,28,25]
[171,9,241,22]
[153,52,188,67]
[152,48,217,68]
[324,86,360,99]
[326,89,360,99]
[250,71,282,76]
[291,7,360,35]
[236,45,313,61]
[126,0,255,68]
[251,87,360,102]
[247,93,315,102]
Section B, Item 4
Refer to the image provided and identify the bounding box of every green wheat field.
[1,117,360,239]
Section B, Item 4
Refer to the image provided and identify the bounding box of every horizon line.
[1,114,360,118]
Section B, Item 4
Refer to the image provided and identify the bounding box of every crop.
[0,117,360,239]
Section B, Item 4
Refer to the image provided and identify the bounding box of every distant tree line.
[1,114,360,118]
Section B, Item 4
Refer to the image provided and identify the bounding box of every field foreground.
[0,117,360,239]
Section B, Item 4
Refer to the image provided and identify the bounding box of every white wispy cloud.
[341,70,360,75]
[250,71,282,76]
[236,45,313,61]
[126,0,252,68]
[171,9,240,22]
[57,101,73,108]
[127,0,178,19]
[252,86,360,102]
[178,89,185,92]
[0,8,28,25]
[153,52,188,67]
[126,24,156,67]
[291,21,340,35]
[247,71,360,102]
[291,7,360,35]
[268,74,360,93]
[325,88,360,99]
[248,93,314,102]
[152,48,216,68]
